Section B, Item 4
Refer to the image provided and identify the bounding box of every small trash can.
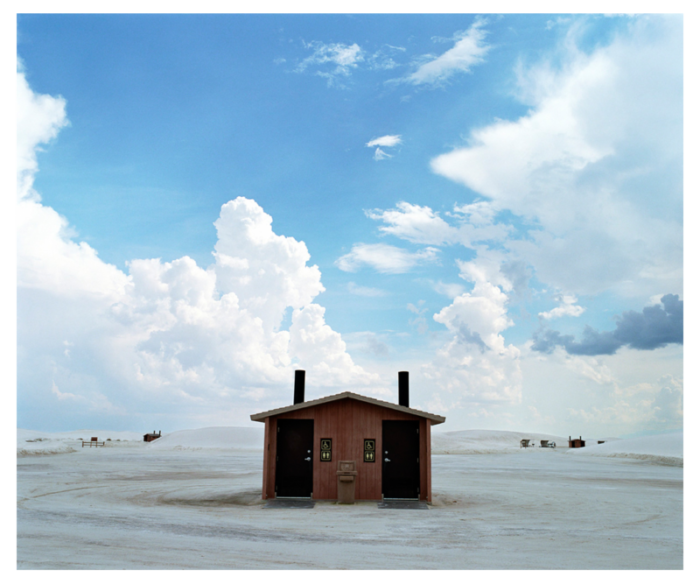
[336,460,358,504]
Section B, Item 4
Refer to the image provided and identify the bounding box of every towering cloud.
[430,16,682,298]
[17,65,68,201]
[421,252,523,408]
[17,71,378,430]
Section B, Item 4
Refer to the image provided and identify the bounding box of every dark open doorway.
[276,419,314,498]
[382,420,420,499]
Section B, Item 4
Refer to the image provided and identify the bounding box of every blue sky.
[16,13,684,437]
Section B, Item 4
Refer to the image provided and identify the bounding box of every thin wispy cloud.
[372,148,391,161]
[343,331,391,358]
[366,201,509,247]
[367,202,453,245]
[347,282,389,297]
[431,280,466,299]
[366,134,402,161]
[51,381,80,401]
[336,243,439,274]
[407,300,429,334]
[366,44,406,71]
[366,135,402,148]
[296,41,363,86]
[291,42,406,87]
[406,19,491,86]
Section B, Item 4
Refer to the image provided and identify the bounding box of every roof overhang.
[250,391,446,425]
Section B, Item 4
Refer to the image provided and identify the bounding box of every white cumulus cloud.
[17,66,68,202]
[430,16,682,298]
[17,72,379,430]
[17,70,129,301]
[425,278,522,405]
[539,294,585,320]
[366,201,510,247]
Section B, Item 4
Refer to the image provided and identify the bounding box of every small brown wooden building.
[250,371,445,502]
[568,435,585,448]
[143,431,162,443]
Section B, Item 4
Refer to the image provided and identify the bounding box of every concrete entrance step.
[263,499,316,509]
[378,500,428,510]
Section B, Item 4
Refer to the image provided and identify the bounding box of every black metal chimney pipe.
[398,371,409,407]
[294,370,305,404]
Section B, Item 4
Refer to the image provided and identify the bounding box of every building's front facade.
[250,373,445,502]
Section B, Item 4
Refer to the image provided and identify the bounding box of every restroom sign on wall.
[364,439,376,462]
[320,438,332,461]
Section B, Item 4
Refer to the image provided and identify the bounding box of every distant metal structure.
[540,440,556,448]
[143,430,162,443]
[82,437,105,448]
[568,436,586,448]
[520,439,531,448]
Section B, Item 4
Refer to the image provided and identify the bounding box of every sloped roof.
[250,391,446,425]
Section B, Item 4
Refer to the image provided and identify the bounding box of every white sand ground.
[147,426,264,451]
[17,427,682,569]
[17,429,146,456]
[432,429,569,454]
[566,431,682,466]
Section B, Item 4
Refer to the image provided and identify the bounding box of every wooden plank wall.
[260,398,434,501]
[424,419,431,502]
[261,419,270,499]
[263,417,278,500]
